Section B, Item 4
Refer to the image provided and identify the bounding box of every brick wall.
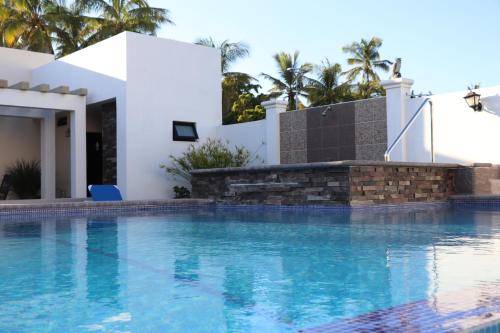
[280,97,387,164]
[191,162,457,206]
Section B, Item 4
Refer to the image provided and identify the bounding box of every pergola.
[0,79,88,199]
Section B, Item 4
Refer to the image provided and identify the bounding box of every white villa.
[0,32,499,201]
[0,32,221,200]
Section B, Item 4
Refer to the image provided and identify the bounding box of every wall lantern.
[463,90,482,112]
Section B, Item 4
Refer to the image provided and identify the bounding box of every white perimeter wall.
[216,120,268,165]
[124,32,221,199]
[402,86,500,164]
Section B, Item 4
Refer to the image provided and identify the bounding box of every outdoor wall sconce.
[463,90,483,112]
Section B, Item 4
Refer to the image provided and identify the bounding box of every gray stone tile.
[355,144,374,160]
[290,110,307,131]
[338,125,355,146]
[355,122,374,145]
[373,98,387,121]
[339,145,356,160]
[280,112,291,132]
[307,109,322,129]
[354,100,375,123]
[373,121,388,144]
[322,126,339,148]
[372,143,387,161]
[280,131,292,151]
[290,130,307,150]
[280,151,292,164]
[337,103,355,125]
[307,149,324,163]
[307,128,322,150]
[323,147,339,161]
[290,150,307,163]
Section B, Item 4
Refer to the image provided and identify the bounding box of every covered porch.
[0,80,87,199]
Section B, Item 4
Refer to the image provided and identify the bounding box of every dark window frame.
[173,121,199,142]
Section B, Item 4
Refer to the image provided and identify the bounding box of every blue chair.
[88,185,123,201]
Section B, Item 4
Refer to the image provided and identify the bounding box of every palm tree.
[195,37,249,74]
[53,3,98,57]
[261,51,312,111]
[0,0,62,54]
[342,37,391,83]
[306,59,352,106]
[77,0,172,44]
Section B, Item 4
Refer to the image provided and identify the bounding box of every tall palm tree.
[195,37,249,74]
[342,37,391,83]
[53,2,98,57]
[78,0,172,44]
[0,0,62,54]
[306,59,352,106]
[261,51,312,111]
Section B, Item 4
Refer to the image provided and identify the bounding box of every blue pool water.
[0,207,499,332]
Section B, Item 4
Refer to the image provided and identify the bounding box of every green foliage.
[195,37,249,74]
[342,36,391,83]
[6,159,41,199]
[261,51,313,111]
[306,59,354,106]
[222,72,262,124]
[173,186,190,199]
[231,93,266,123]
[0,0,172,56]
[160,138,252,186]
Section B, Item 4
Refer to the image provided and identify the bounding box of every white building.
[0,31,499,201]
[0,32,221,200]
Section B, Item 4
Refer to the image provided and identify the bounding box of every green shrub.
[6,159,41,199]
[161,138,252,187]
[173,186,191,199]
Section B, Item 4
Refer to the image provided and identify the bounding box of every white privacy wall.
[383,79,500,164]
[216,120,268,165]
[407,87,500,164]
[125,33,221,199]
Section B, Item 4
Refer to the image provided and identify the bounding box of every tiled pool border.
[0,196,499,219]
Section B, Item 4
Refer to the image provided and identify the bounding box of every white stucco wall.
[0,116,41,181]
[0,47,53,83]
[216,120,267,165]
[125,32,221,199]
[401,86,500,164]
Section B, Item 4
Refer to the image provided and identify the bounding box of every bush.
[161,138,252,187]
[173,186,191,199]
[6,159,41,199]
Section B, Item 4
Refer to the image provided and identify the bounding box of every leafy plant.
[6,159,41,199]
[161,138,252,187]
[173,186,191,199]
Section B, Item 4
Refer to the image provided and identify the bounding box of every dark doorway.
[87,133,103,191]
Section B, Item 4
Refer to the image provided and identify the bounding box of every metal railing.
[384,98,434,162]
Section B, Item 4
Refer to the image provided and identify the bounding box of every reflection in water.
[86,218,120,308]
[0,207,497,332]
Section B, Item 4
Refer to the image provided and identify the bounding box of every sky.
[149,0,500,95]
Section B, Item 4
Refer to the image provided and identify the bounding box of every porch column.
[262,99,288,165]
[381,78,414,161]
[70,106,87,198]
[41,112,56,200]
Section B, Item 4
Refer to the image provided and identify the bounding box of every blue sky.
[149,0,500,94]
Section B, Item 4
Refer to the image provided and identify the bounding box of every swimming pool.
[0,206,499,332]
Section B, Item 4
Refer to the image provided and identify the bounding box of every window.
[173,121,199,142]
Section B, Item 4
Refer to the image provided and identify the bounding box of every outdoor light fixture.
[464,90,483,112]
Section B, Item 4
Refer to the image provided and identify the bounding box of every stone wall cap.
[190,160,463,175]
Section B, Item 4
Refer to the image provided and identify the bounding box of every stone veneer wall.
[101,101,117,184]
[280,97,387,164]
[191,162,457,206]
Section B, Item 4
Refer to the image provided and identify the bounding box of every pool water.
[0,207,499,332]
